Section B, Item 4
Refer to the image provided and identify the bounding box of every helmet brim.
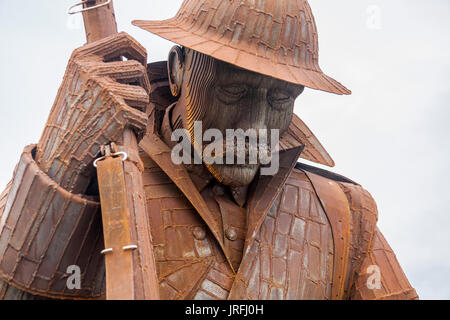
[133,19,351,96]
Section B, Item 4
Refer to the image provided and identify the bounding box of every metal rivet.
[225,228,237,241]
[193,227,206,240]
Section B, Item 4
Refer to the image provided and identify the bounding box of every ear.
[167,46,184,97]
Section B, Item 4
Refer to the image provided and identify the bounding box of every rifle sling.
[96,156,136,300]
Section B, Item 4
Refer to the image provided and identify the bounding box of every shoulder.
[292,162,380,287]
[294,163,376,208]
[292,162,379,233]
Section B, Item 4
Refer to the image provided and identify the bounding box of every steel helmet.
[133,0,350,95]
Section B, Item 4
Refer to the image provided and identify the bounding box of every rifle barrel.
[82,0,118,43]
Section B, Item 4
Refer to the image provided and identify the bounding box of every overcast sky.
[0,0,449,299]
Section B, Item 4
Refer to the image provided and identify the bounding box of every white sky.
[0,0,449,299]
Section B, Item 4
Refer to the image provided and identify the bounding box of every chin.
[208,164,260,187]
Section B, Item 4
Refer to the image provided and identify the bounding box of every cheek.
[266,105,295,132]
[185,81,218,126]
[198,98,237,132]
[204,94,254,131]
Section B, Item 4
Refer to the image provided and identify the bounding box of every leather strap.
[96,156,135,300]
[302,170,351,300]
[96,142,160,300]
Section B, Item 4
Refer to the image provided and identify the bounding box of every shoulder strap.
[296,162,359,185]
[96,146,160,300]
[301,170,352,300]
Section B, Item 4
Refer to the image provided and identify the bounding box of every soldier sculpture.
[0,0,418,300]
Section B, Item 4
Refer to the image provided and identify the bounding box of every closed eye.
[215,84,248,104]
[268,89,294,110]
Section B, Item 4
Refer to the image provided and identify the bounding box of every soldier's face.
[181,50,304,186]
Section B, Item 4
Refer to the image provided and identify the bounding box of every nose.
[235,89,268,131]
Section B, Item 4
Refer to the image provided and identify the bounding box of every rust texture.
[0,0,418,300]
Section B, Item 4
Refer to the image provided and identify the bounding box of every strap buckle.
[94,144,128,168]
[94,151,128,168]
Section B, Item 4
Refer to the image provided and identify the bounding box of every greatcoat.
[0,62,418,300]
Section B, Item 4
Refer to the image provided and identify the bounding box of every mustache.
[199,139,273,164]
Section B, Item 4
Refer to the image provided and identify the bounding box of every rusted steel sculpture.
[0,0,418,300]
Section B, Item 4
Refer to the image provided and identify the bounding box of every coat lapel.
[139,133,234,270]
[243,146,304,257]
